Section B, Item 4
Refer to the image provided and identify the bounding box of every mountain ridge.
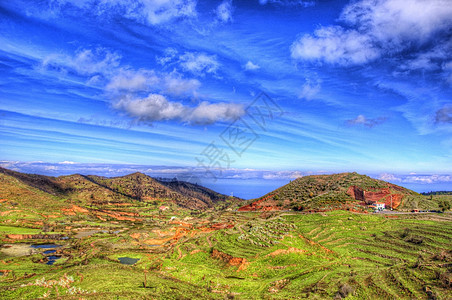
[0,167,234,210]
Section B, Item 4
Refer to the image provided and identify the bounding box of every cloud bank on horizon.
[0,0,451,185]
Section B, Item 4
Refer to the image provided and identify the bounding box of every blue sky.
[1,0,451,198]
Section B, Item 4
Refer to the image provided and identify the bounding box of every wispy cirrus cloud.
[299,78,321,100]
[158,49,220,77]
[42,47,121,77]
[346,115,387,128]
[46,0,198,25]
[435,104,452,124]
[216,0,233,23]
[178,52,220,76]
[258,0,315,7]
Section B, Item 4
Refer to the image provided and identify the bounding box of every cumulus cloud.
[340,0,452,45]
[244,61,260,71]
[435,104,452,124]
[179,52,220,75]
[347,115,387,128]
[299,78,321,100]
[291,0,452,66]
[216,0,233,23]
[113,94,244,125]
[291,26,379,65]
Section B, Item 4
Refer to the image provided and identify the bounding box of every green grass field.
[0,209,451,299]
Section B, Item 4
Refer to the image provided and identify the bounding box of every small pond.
[46,255,61,265]
[118,257,140,265]
[31,244,62,249]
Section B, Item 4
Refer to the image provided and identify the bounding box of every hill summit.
[238,172,418,212]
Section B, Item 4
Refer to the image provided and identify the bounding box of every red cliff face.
[347,186,365,201]
[346,186,402,208]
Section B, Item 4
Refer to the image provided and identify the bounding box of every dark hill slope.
[156,179,233,207]
[86,173,214,209]
[0,167,232,210]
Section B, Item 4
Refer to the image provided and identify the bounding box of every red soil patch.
[62,205,89,215]
[130,233,141,240]
[198,222,234,232]
[0,210,22,216]
[211,249,248,272]
[95,209,142,222]
[6,234,66,240]
[267,247,307,257]
[298,234,334,254]
[238,194,282,211]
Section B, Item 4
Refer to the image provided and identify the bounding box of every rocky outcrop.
[346,186,403,208]
[346,186,365,201]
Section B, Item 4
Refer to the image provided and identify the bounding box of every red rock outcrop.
[346,186,402,208]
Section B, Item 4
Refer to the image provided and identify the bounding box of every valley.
[0,168,451,299]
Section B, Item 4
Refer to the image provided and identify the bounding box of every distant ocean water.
[199,178,291,200]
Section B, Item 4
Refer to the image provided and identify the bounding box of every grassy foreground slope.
[0,210,451,299]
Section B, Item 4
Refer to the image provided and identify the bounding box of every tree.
[439,200,451,212]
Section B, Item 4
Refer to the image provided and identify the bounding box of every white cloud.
[134,0,197,25]
[340,0,452,46]
[379,173,452,184]
[299,79,321,100]
[162,74,201,97]
[106,69,159,92]
[52,0,197,25]
[156,47,178,66]
[113,93,244,125]
[42,48,121,76]
[216,0,233,23]
[188,101,244,124]
[244,61,260,71]
[179,52,220,75]
[291,26,379,65]
[378,173,402,182]
[291,0,452,66]
[347,115,387,128]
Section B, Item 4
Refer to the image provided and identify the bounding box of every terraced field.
[0,197,451,298]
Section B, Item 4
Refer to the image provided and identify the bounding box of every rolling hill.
[0,167,234,210]
[238,172,419,212]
